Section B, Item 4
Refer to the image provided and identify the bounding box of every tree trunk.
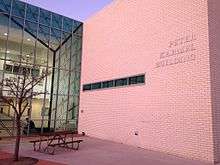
[14,115,21,161]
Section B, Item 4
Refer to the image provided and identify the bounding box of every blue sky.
[21,0,113,21]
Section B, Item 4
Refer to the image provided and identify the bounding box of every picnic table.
[29,131,83,155]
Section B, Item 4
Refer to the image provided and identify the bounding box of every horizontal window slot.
[82,74,145,92]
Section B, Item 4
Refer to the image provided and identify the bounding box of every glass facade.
[0,0,83,132]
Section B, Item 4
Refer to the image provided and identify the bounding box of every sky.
[21,0,113,22]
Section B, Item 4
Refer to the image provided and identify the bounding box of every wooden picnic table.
[29,131,83,155]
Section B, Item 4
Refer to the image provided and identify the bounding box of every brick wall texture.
[79,0,218,163]
[208,0,220,163]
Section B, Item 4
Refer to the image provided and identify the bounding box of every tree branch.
[21,102,29,115]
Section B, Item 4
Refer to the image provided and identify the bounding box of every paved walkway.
[0,136,214,165]
[0,151,63,165]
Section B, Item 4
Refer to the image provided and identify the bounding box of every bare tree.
[0,64,50,161]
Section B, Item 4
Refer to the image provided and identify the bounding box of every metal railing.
[0,119,13,136]
[0,112,26,137]
[0,111,77,137]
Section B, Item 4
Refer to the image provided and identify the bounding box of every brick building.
[79,0,220,163]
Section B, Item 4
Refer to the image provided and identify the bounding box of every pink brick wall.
[79,0,214,162]
[208,0,220,163]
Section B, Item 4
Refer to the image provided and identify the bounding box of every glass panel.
[50,28,61,50]
[70,71,79,95]
[35,93,51,128]
[51,94,56,111]
[137,75,145,83]
[68,95,78,120]
[52,13,62,29]
[52,68,58,93]
[70,82,79,96]
[60,44,70,70]
[72,36,81,52]
[26,4,38,22]
[72,54,80,71]
[31,68,40,77]
[58,69,69,95]
[54,49,59,68]
[62,32,70,42]
[39,9,51,26]
[102,80,114,88]
[50,93,57,127]
[25,21,37,36]
[32,68,46,93]
[7,17,23,61]
[0,14,9,59]
[72,20,81,31]
[128,75,145,84]
[36,44,50,66]
[83,84,91,91]
[12,0,25,18]
[0,39,6,59]
[32,94,47,127]
[0,0,11,14]
[55,94,68,129]
[11,16,24,28]
[0,14,9,36]
[38,25,50,45]
[91,82,101,90]
[22,67,30,76]
[22,21,37,64]
[4,64,12,73]
[48,51,53,67]
[63,17,73,33]
[73,23,82,36]
[13,65,22,74]
[129,76,136,85]
[44,67,52,94]
[0,60,4,88]
[115,78,128,87]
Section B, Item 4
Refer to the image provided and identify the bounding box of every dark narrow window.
[129,76,138,85]
[23,67,30,76]
[4,64,12,73]
[83,84,91,91]
[91,82,101,90]
[102,80,114,88]
[129,75,145,85]
[82,74,145,92]
[31,68,40,77]
[136,75,145,83]
[115,78,127,87]
[13,65,22,75]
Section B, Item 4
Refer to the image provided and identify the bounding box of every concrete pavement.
[0,136,214,165]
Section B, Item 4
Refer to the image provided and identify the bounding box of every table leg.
[33,142,36,151]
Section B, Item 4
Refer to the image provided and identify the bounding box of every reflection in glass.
[39,9,51,26]
[50,28,61,50]
[12,0,25,18]
[4,64,12,73]
[0,0,11,14]
[0,14,8,60]
[7,17,23,61]
[26,4,38,22]
[52,13,62,29]
[63,17,73,33]
[39,25,50,45]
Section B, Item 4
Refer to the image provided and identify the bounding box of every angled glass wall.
[0,0,83,133]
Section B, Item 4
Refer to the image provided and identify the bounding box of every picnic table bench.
[48,140,83,154]
[29,131,83,155]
